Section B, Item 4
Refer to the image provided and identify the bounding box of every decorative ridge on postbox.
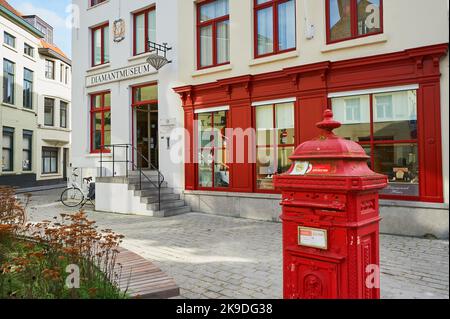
[290,109,369,161]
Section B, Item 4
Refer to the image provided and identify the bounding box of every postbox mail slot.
[283,200,346,211]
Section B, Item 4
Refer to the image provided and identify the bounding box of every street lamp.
[146,41,172,71]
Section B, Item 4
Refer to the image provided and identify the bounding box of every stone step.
[134,188,174,197]
[152,206,191,218]
[147,199,185,211]
[128,170,160,177]
[128,174,164,183]
[140,193,180,204]
[128,181,168,190]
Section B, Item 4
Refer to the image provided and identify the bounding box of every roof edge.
[0,5,45,38]
[38,47,72,66]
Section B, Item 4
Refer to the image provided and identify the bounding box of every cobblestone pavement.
[21,189,449,299]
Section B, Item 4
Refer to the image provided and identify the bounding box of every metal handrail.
[98,144,165,209]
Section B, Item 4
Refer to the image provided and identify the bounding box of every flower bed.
[0,187,128,299]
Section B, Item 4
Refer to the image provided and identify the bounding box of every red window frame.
[326,0,383,44]
[253,102,296,193]
[196,0,230,70]
[90,91,111,153]
[329,91,420,202]
[196,110,230,190]
[133,6,156,56]
[253,0,297,59]
[91,23,109,67]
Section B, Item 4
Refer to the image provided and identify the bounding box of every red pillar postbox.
[274,109,387,299]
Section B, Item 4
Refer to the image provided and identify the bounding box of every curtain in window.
[257,7,274,55]
[278,0,296,51]
[217,20,229,64]
[275,103,294,129]
[93,28,102,65]
[135,14,145,54]
[200,26,213,67]
[103,26,109,62]
[148,10,156,43]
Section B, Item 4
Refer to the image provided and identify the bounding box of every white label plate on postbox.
[298,227,328,250]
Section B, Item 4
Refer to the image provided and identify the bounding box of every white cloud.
[16,2,69,29]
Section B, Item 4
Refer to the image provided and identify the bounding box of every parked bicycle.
[60,168,95,208]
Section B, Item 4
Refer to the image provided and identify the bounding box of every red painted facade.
[174,43,448,203]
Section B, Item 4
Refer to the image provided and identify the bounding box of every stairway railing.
[99,144,165,209]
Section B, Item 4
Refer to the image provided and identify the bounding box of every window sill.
[22,107,37,114]
[128,52,153,62]
[23,54,36,62]
[87,0,110,10]
[41,173,60,177]
[85,153,112,158]
[87,63,111,73]
[321,34,388,53]
[2,102,17,109]
[192,64,232,78]
[249,50,299,67]
[3,43,17,53]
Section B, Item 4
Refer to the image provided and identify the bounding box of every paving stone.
[23,189,450,299]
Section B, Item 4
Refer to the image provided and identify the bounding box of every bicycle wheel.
[60,187,84,207]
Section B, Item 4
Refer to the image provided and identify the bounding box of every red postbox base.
[274,110,387,299]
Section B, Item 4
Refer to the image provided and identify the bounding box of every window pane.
[103,26,109,62]
[214,148,229,187]
[148,10,156,43]
[198,113,212,148]
[276,103,295,145]
[257,147,276,190]
[134,85,158,102]
[278,0,296,51]
[200,2,216,22]
[93,112,102,150]
[256,105,274,146]
[200,0,228,22]
[213,111,227,148]
[92,94,102,109]
[93,28,102,65]
[135,13,145,54]
[332,95,371,142]
[217,20,230,64]
[2,134,12,148]
[373,90,417,141]
[3,59,15,104]
[257,7,274,55]
[200,25,213,67]
[104,92,111,107]
[329,0,351,41]
[215,0,229,17]
[278,146,295,176]
[357,0,381,36]
[199,149,213,187]
[104,111,111,146]
[374,144,419,197]
[44,98,54,126]
[2,133,12,171]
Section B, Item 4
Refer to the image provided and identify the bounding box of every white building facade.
[71,0,189,216]
[1,1,71,188]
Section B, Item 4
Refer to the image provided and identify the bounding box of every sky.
[8,0,72,57]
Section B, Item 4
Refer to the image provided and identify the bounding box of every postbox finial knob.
[316,109,341,133]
